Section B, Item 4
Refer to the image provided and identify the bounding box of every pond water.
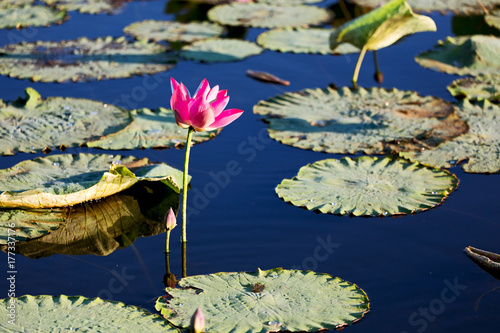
[1,1,499,332]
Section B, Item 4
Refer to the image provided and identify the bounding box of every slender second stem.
[352,45,368,89]
[182,127,195,244]
[165,230,171,253]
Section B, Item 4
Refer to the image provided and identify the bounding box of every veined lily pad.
[40,0,148,14]
[447,75,500,102]
[156,267,369,332]
[181,38,263,62]
[87,107,220,150]
[257,28,360,55]
[0,36,176,82]
[400,100,500,173]
[276,156,458,216]
[124,20,226,43]
[465,246,500,279]
[0,153,185,209]
[3,182,178,258]
[253,86,468,154]
[349,0,500,15]
[0,209,67,245]
[0,295,176,332]
[0,0,35,7]
[0,88,131,155]
[207,3,332,28]
[415,35,500,76]
[0,5,66,29]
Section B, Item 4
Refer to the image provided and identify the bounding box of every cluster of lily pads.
[1,0,500,331]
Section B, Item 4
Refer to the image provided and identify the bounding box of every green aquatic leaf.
[87,107,220,150]
[350,0,500,15]
[207,3,332,28]
[0,4,66,29]
[447,75,500,102]
[0,153,185,209]
[253,86,467,154]
[400,100,500,173]
[485,9,500,30]
[40,0,147,14]
[415,35,500,76]
[257,27,360,55]
[156,268,369,332]
[0,88,131,155]
[277,156,458,216]
[124,20,226,43]
[181,38,263,62]
[0,0,35,7]
[0,36,176,82]
[0,209,67,245]
[0,295,176,332]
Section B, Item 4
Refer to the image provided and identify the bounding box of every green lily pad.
[40,0,149,14]
[156,267,369,332]
[349,0,500,15]
[447,75,500,102]
[0,36,176,82]
[400,100,500,173]
[0,209,67,245]
[87,107,220,150]
[465,246,500,279]
[0,153,185,209]
[0,5,66,29]
[181,38,263,62]
[486,9,500,30]
[253,86,468,154]
[0,0,35,7]
[0,88,131,155]
[0,295,176,332]
[207,3,332,28]
[276,156,458,216]
[257,27,360,55]
[415,35,500,76]
[124,20,226,43]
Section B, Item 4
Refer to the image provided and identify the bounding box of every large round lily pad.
[0,295,176,332]
[400,100,500,173]
[349,0,500,15]
[276,156,458,216]
[257,27,360,55]
[253,86,468,154]
[415,35,500,76]
[0,36,176,82]
[207,3,332,28]
[40,0,149,14]
[0,4,66,29]
[87,107,220,150]
[0,153,185,209]
[156,267,369,332]
[124,20,226,43]
[0,88,131,155]
[181,38,263,62]
[447,75,500,102]
[0,0,35,7]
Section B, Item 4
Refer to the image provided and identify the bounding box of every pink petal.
[174,109,191,129]
[206,85,219,102]
[170,77,189,98]
[189,97,215,132]
[211,95,229,117]
[193,79,210,99]
[205,108,243,130]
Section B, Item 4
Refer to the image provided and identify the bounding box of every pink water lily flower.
[170,77,243,132]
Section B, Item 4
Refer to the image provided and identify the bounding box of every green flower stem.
[165,229,172,253]
[182,126,195,244]
[352,45,368,89]
[182,241,187,278]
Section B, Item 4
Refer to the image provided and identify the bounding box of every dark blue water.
[1,1,499,332]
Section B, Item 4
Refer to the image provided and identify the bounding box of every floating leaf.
[156,268,369,332]
[485,9,500,30]
[207,3,332,28]
[276,156,458,216]
[87,107,220,150]
[0,88,131,155]
[349,0,500,15]
[181,38,262,62]
[246,70,290,86]
[253,86,467,154]
[2,182,178,258]
[0,295,176,332]
[0,153,185,209]
[40,0,148,14]
[0,0,35,7]
[0,209,67,245]
[465,246,500,279]
[415,35,500,76]
[257,27,360,55]
[0,4,66,29]
[447,75,500,102]
[124,20,226,43]
[255,0,325,4]
[0,36,176,82]
[400,100,500,173]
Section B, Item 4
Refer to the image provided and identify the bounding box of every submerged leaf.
[0,295,175,332]
[350,0,500,15]
[181,38,262,62]
[0,4,66,29]
[156,268,369,332]
[465,246,500,279]
[447,75,500,102]
[276,156,458,216]
[0,36,176,82]
[253,86,468,154]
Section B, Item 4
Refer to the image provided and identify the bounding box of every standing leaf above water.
[350,0,500,15]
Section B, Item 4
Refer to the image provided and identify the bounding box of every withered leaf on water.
[246,70,290,86]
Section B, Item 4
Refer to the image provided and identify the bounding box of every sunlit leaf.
[0,295,176,332]
[40,0,151,14]
[181,38,262,62]
[350,0,500,15]
[207,3,332,28]
[0,0,35,7]
[253,86,467,154]
[0,36,176,82]
[447,75,500,102]
[0,4,66,29]
[156,268,369,332]
[465,246,500,279]
[485,8,500,30]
